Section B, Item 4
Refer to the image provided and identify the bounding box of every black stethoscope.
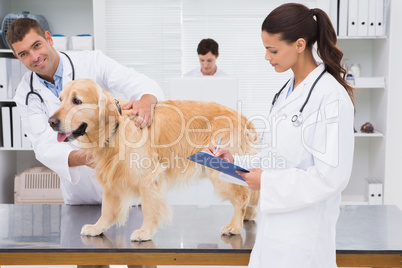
[25,51,75,106]
[271,69,326,127]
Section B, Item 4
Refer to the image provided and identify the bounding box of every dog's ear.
[97,84,120,146]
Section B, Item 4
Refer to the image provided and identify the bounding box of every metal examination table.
[0,204,401,267]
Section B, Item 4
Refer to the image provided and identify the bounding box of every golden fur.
[49,78,260,241]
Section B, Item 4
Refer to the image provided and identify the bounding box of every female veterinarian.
[6,18,164,206]
[209,3,354,268]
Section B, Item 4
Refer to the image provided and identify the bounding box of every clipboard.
[187,151,249,181]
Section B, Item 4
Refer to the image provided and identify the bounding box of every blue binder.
[187,151,249,181]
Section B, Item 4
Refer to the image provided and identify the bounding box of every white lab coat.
[14,50,164,205]
[226,64,354,267]
[184,66,227,77]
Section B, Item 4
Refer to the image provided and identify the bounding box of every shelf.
[338,36,388,40]
[0,49,12,53]
[0,147,33,151]
[0,99,15,102]
[341,195,368,205]
[355,86,385,89]
[354,131,384,138]
[353,77,386,89]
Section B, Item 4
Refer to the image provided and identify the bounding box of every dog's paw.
[81,224,104,236]
[130,229,153,242]
[244,206,257,221]
[221,224,241,236]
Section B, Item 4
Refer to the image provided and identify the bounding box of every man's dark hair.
[6,18,46,51]
[197,38,219,56]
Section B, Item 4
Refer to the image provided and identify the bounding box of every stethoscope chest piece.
[291,113,303,127]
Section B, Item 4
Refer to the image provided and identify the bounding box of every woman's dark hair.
[262,3,354,103]
[197,38,219,56]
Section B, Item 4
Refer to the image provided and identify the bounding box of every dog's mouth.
[57,123,88,142]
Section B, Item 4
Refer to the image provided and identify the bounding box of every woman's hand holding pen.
[207,144,234,163]
[207,137,261,190]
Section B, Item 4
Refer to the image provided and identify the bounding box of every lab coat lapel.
[270,79,305,114]
[31,75,60,105]
[270,64,326,114]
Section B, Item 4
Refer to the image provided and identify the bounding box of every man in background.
[184,38,227,76]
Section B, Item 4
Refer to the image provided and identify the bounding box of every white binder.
[366,179,383,205]
[357,0,369,36]
[375,0,384,36]
[348,0,359,36]
[11,59,22,99]
[367,0,376,36]
[338,0,349,37]
[11,106,22,148]
[1,106,12,148]
[0,58,11,99]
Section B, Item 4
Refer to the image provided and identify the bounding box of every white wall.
[384,0,402,208]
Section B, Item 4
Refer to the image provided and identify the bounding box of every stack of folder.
[1,105,32,149]
[338,0,385,37]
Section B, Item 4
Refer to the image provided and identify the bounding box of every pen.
[215,136,222,153]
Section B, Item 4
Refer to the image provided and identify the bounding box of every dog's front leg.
[81,189,124,236]
[130,175,171,241]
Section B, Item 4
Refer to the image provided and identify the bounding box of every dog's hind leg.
[244,190,259,221]
[81,188,129,236]
[207,170,249,236]
[130,172,171,241]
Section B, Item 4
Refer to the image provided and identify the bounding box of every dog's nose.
[48,117,60,130]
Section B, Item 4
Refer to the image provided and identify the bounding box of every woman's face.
[261,31,298,73]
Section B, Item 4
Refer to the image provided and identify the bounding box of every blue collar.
[285,78,294,99]
[36,53,64,97]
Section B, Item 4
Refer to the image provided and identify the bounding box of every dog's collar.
[115,99,122,115]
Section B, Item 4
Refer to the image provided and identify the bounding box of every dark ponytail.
[262,3,354,103]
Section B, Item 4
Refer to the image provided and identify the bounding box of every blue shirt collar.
[36,52,64,97]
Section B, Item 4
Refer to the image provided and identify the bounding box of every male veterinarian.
[6,18,164,208]
[184,38,227,76]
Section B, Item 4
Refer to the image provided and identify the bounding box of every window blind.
[100,0,318,130]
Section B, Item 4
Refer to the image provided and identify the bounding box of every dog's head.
[48,78,121,146]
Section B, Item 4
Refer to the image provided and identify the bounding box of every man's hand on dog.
[123,94,157,128]
[69,150,95,169]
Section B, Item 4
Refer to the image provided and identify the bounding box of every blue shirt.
[36,53,64,98]
[286,78,294,99]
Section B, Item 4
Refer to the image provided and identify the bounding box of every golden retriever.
[48,78,260,241]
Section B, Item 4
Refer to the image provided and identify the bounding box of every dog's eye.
[73,97,82,105]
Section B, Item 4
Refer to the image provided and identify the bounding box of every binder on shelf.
[366,178,383,205]
[347,0,359,36]
[11,59,22,99]
[338,0,349,37]
[11,106,22,148]
[1,106,12,148]
[0,58,11,99]
[368,0,376,36]
[375,0,384,36]
[357,0,369,36]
